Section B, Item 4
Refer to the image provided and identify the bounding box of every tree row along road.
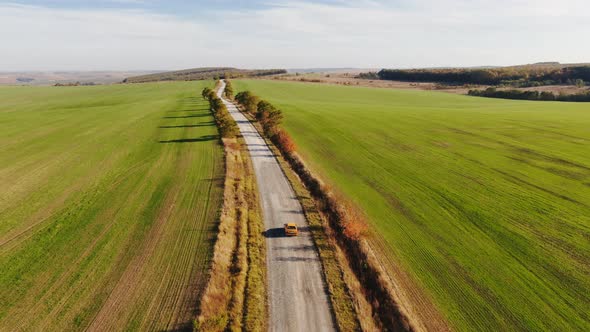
[218,81,336,332]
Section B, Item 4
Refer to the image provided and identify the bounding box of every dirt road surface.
[218,82,336,332]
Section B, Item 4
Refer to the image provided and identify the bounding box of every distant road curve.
[218,81,336,332]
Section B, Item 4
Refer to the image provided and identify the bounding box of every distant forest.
[468,87,590,102]
[366,65,590,87]
[124,67,286,83]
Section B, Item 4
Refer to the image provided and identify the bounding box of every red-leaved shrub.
[333,199,367,241]
[274,129,296,154]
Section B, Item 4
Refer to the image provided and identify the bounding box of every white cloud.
[0,1,589,71]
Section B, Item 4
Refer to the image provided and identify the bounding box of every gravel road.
[218,82,336,332]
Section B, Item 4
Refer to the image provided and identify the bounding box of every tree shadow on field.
[203,177,224,190]
[166,107,209,113]
[163,114,209,119]
[162,322,193,332]
[159,122,215,129]
[158,135,218,144]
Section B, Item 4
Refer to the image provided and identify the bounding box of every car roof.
[286,223,297,227]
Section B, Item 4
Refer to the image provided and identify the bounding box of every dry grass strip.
[195,137,266,332]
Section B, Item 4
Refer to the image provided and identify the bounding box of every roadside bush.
[211,97,224,112]
[235,91,260,114]
[335,201,368,241]
[256,100,283,137]
[236,92,285,137]
[224,80,234,99]
[234,92,294,154]
[202,87,239,138]
[202,87,217,103]
[201,87,213,99]
[256,100,274,116]
[272,129,296,154]
[217,112,239,138]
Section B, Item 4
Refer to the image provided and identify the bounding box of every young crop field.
[234,80,590,331]
[0,82,224,331]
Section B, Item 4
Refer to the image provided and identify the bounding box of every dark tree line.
[468,87,590,102]
[375,66,590,87]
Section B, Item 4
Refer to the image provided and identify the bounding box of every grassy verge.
[195,137,267,331]
[241,138,267,332]
[195,90,266,331]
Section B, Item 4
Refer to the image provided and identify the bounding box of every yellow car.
[284,223,299,236]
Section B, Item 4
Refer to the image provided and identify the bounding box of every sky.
[1,0,589,71]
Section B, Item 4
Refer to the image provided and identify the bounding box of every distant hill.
[503,62,590,70]
[0,71,158,85]
[123,67,287,83]
[286,68,373,74]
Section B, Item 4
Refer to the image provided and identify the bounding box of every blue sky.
[1,0,589,71]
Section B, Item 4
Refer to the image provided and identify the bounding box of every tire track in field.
[135,102,222,331]
[2,157,159,331]
[86,95,222,332]
[87,179,179,330]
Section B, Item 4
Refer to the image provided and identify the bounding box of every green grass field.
[234,80,590,331]
[0,82,224,331]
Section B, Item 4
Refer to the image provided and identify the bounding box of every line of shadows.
[166,106,209,112]
[250,154,278,159]
[274,256,319,262]
[158,135,217,144]
[163,114,209,119]
[248,148,272,152]
[159,123,214,129]
[283,209,304,215]
[273,245,315,252]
